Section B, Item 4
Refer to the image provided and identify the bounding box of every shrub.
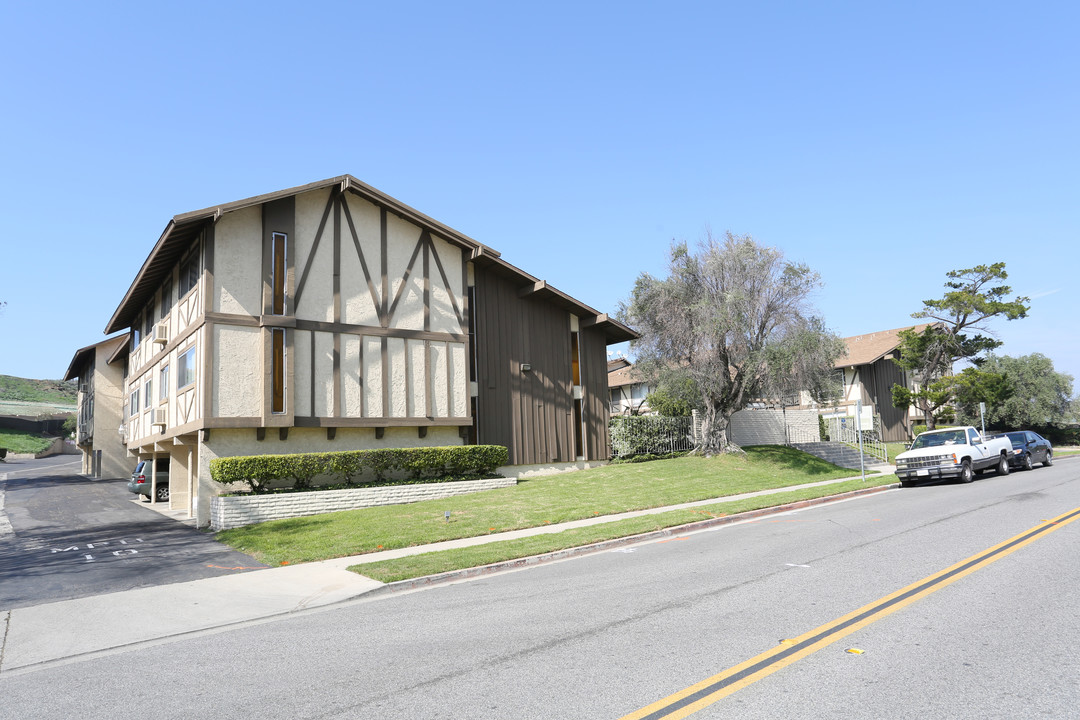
[609,415,694,458]
[209,444,509,494]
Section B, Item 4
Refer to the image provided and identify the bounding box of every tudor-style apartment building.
[68,176,634,526]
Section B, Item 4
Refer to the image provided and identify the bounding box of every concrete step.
[793,442,890,471]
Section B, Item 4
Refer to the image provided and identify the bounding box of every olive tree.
[621,232,844,454]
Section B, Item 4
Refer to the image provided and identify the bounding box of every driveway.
[0,456,265,610]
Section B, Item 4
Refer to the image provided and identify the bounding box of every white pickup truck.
[894,426,1013,485]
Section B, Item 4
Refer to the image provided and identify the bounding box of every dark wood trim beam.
[518,280,546,298]
[428,236,464,328]
[294,189,336,308]
[333,193,342,324]
[340,192,383,325]
[291,417,467,428]
[386,230,425,325]
[380,208,388,328]
[423,233,430,332]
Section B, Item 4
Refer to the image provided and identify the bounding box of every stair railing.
[827,417,889,464]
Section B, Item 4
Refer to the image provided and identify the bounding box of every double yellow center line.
[621,506,1080,720]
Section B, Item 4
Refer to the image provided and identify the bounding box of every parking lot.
[0,456,265,610]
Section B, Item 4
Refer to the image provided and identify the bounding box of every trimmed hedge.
[210,444,509,494]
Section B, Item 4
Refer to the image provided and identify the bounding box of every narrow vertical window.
[179,241,201,297]
[272,232,288,315]
[144,379,152,410]
[573,398,585,459]
[272,328,286,414]
[160,276,173,320]
[571,331,581,386]
[130,389,139,418]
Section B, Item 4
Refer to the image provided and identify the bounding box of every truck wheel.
[997,455,1010,476]
[1021,453,1033,471]
[960,460,974,483]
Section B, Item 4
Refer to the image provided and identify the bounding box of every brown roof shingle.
[836,324,931,368]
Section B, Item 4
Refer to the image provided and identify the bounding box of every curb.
[364,482,901,597]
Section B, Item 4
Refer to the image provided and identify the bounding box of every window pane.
[272,232,287,315]
[272,329,285,413]
[178,348,196,389]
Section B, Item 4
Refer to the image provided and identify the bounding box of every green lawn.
[0,430,54,455]
[216,446,870,566]
[350,476,897,582]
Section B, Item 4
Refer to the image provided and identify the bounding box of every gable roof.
[836,324,931,368]
[63,333,131,381]
[105,175,638,344]
[607,361,646,389]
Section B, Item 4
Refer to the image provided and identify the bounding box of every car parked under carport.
[127,459,170,501]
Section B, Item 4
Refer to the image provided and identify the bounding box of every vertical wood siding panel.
[580,327,610,460]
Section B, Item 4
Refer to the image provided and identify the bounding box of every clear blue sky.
[2,1,1077,388]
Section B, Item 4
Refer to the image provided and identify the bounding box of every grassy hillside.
[0,375,78,405]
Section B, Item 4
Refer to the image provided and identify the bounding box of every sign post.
[856,400,866,482]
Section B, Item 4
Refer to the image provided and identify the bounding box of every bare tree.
[622,232,844,454]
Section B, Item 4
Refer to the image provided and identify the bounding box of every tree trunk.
[696,402,741,455]
[920,396,937,430]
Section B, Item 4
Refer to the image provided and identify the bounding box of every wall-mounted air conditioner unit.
[152,408,167,426]
[153,322,169,344]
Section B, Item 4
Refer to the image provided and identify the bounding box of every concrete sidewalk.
[0,471,895,676]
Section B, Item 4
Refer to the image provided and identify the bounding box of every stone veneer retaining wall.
[210,476,518,530]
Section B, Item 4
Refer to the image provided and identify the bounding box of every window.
[573,398,584,459]
[144,379,152,410]
[179,242,201,297]
[271,328,286,413]
[159,365,169,401]
[570,331,581,386]
[143,309,154,340]
[272,232,288,315]
[130,388,140,417]
[177,347,196,390]
[160,276,173,320]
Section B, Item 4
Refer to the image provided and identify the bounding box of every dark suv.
[127,459,170,501]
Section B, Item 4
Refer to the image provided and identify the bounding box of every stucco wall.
[341,193,382,326]
[729,408,821,446]
[213,206,262,316]
[295,188,335,322]
[213,325,262,417]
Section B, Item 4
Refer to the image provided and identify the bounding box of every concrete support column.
[150,452,158,504]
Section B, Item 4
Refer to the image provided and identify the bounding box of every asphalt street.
[0,455,1076,718]
[0,456,265,610]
